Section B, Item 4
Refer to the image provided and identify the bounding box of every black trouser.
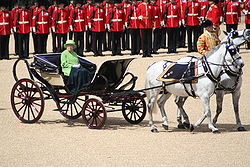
[103,30,111,51]
[167,27,178,53]
[18,33,29,58]
[177,25,186,47]
[85,29,92,52]
[74,31,84,56]
[56,33,67,53]
[37,33,48,54]
[141,28,152,57]
[92,31,105,56]
[160,27,167,48]
[226,24,238,33]
[52,31,57,53]
[153,28,161,52]
[111,31,122,55]
[14,32,19,55]
[186,25,199,52]
[122,28,130,50]
[69,30,73,40]
[246,24,250,49]
[32,32,39,54]
[130,29,140,54]
[0,35,10,59]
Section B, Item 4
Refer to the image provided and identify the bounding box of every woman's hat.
[64,40,76,48]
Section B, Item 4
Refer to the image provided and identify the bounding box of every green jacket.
[61,50,80,76]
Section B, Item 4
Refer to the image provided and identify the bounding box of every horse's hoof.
[151,128,159,133]
[183,122,190,129]
[190,124,194,132]
[237,127,247,131]
[177,124,185,129]
[162,124,168,130]
[212,130,221,134]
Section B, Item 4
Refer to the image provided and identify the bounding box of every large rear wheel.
[81,98,106,129]
[122,98,146,124]
[11,79,44,123]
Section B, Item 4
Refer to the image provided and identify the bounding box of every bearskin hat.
[0,0,10,7]
[201,20,213,28]
[75,0,83,4]
[114,0,122,3]
[57,0,69,5]
[37,0,50,7]
[94,0,104,3]
[208,0,219,4]
[18,0,29,6]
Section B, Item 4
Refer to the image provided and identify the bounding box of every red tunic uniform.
[0,9,12,35]
[69,7,86,32]
[244,0,250,24]
[206,4,221,26]
[177,0,187,20]
[164,2,181,28]
[83,3,94,25]
[152,4,161,28]
[13,9,31,34]
[185,0,201,26]
[52,8,70,34]
[156,0,168,13]
[90,6,106,32]
[138,2,154,29]
[107,7,125,32]
[122,1,132,17]
[224,0,241,24]
[126,4,140,29]
[199,0,209,18]
[32,9,51,34]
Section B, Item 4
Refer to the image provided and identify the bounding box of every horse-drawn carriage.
[11,54,146,128]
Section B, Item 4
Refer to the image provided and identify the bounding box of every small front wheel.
[81,98,106,129]
[122,98,146,124]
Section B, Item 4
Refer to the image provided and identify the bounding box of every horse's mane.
[204,43,224,58]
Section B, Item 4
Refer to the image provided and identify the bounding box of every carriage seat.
[32,54,96,86]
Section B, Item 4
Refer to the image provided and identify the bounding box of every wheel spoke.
[75,101,82,108]
[17,103,26,113]
[77,97,86,102]
[126,111,132,117]
[29,105,36,119]
[73,103,79,114]
[70,104,73,116]
[14,102,23,105]
[31,103,40,113]
[33,102,42,107]
[94,117,98,126]
[22,105,28,118]
[27,105,30,121]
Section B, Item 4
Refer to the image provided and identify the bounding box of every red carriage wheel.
[81,98,106,129]
[11,79,44,123]
[59,96,88,119]
[122,98,146,124]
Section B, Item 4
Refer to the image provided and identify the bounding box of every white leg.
[232,90,246,131]
[213,90,224,124]
[157,93,171,130]
[175,96,190,129]
[147,89,160,132]
[194,96,219,133]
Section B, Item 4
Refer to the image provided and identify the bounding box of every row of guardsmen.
[1,0,250,59]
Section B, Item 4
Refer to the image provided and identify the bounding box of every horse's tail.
[145,76,159,114]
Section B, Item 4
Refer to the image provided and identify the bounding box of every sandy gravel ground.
[1,24,250,167]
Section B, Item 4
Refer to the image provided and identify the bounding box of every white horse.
[145,29,250,133]
[176,31,250,132]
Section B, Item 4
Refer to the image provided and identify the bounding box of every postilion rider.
[61,40,93,93]
[197,19,221,55]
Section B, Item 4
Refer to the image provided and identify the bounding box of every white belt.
[154,16,159,18]
[0,22,9,25]
[74,19,84,22]
[111,19,122,22]
[37,21,48,24]
[188,13,198,16]
[18,21,29,24]
[226,12,238,15]
[93,18,103,21]
[167,15,177,18]
[57,20,67,24]
[130,17,138,20]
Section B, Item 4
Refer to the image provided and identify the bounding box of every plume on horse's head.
[221,29,250,47]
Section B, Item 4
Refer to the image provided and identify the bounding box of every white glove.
[69,25,73,31]
[32,27,36,33]
[160,20,165,26]
[220,17,224,23]
[223,22,226,25]
[88,23,91,29]
[138,15,143,20]
[179,20,182,26]
[51,27,55,32]
[106,24,110,31]
[242,10,248,15]
[125,22,128,28]
[181,19,185,26]
[12,27,16,33]
[72,64,81,68]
